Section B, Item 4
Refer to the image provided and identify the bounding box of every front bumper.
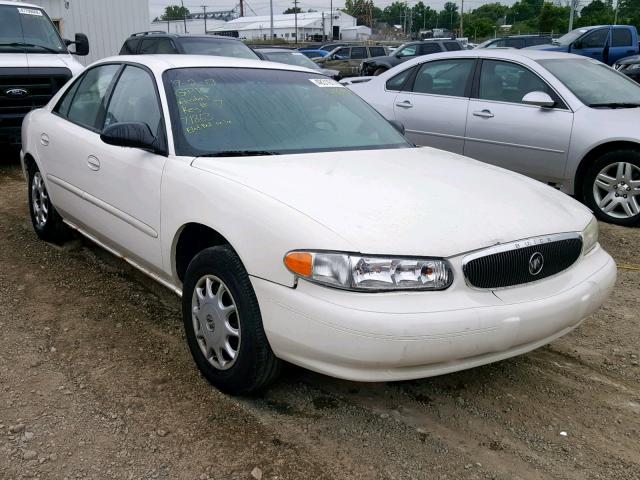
[252,245,616,382]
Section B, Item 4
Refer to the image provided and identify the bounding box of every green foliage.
[161,5,189,21]
[283,7,303,14]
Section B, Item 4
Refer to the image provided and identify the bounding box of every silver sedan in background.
[345,50,640,226]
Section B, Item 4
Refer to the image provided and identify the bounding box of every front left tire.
[182,245,281,395]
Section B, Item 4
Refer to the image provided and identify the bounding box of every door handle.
[395,100,413,108]
[40,133,49,146]
[473,109,494,118]
[87,155,100,171]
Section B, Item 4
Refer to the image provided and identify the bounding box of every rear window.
[444,42,462,51]
[120,38,140,55]
[179,37,259,59]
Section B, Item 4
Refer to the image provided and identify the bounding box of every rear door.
[347,46,368,76]
[393,58,476,153]
[464,59,573,183]
[610,27,636,64]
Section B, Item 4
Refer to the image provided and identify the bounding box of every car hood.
[192,147,592,257]
[15,53,85,75]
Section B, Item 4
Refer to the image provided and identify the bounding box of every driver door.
[571,28,610,63]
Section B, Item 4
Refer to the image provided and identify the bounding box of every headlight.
[284,251,453,291]
[581,217,599,254]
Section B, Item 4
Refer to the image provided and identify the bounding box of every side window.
[580,29,608,48]
[412,59,475,97]
[420,43,442,54]
[444,41,462,51]
[154,38,177,54]
[55,78,82,117]
[334,47,350,58]
[612,28,632,47]
[487,39,505,48]
[139,38,158,54]
[351,47,367,59]
[505,38,525,49]
[478,60,550,104]
[64,65,120,129]
[397,45,418,58]
[386,66,416,91]
[369,46,386,57]
[103,65,162,135]
[120,38,140,55]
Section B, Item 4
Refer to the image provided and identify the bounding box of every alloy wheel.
[592,161,640,219]
[191,275,241,370]
[31,172,49,228]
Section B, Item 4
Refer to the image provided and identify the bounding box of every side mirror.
[65,33,89,56]
[101,122,159,152]
[522,91,555,108]
[389,120,405,135]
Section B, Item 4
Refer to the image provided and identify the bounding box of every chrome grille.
[462,233,583,289]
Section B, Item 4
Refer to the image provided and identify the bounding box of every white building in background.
[150,10,237,35]
[341,25,371,41]
[209,11,357,42]
[22,0,149,64]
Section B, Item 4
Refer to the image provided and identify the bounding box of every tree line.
[342,0,640,40]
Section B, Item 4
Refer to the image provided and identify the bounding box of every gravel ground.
[1,159,639,480]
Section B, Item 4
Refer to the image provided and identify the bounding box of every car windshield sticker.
[309,78,343,88]
[18,8,43,16]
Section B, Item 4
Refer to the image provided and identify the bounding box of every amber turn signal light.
[284,252,313,277]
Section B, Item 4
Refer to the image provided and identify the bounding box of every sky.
[149,0,519,19]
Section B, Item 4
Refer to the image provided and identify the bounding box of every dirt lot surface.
[1,159,639,480]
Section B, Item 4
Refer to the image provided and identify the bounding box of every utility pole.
[614,0,619,25]
[293,0,298,44]
[202,6,207,34]
[330,0,333,40]
[568,0,578,31]
[460,0,464,38]
[240,0,244,17]
[270,0,274,39]
[181,0,187,33]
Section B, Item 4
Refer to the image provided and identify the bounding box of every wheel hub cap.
[593,161,640,219]
[191,275,240,370]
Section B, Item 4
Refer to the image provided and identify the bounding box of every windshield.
[261,51,320,70]
[179,38,259,59]
[0,5,67,53]
[164,68,410,156]
[538,58,640,106]
[553,28,589,46]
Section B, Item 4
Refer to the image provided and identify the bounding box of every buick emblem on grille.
[4,88,30,98]
[528,252,544,276]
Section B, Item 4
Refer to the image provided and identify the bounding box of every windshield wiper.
[588,102,640,109]
[0,42,62,53]
[197,150,280,157]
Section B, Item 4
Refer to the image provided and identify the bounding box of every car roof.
[407,49,590,62]
[254,48,296,53]
[128,32,239,40]
[96,54,317,75]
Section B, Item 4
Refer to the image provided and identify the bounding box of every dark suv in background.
[119,31,260,60]
[475,35,553,49]
[360,39,464,76]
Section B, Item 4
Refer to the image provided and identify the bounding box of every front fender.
[160,157,354,288]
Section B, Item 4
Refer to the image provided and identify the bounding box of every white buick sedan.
[21,55,616,394]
